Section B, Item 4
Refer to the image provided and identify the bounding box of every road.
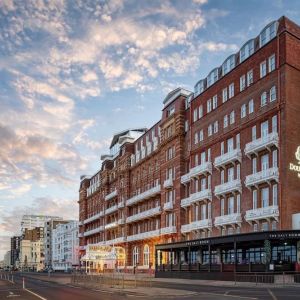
[1,273,300,299]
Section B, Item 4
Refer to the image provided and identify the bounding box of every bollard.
[23,277,25,289]
[11,275,14,284]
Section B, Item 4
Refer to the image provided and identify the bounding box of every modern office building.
[21,215,61,233]
[52,221,79,271]
[78,16,300,277]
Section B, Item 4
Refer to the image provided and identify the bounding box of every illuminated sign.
[83,245,125,261]
[289,146,300,178]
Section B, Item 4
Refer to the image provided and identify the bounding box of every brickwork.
[78,16,300,269]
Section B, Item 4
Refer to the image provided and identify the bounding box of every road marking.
[24,289,47,300]
[198,292,257,299]
[268,289,278,300]
[7,291,20,298]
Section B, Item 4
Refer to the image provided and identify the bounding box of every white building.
[21,215,62,233]
[52,221,79,271]
[3,251,11,269]
[44,219,67,269]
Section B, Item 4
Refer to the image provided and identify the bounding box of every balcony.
[105,204,118,215]
[245,132,279,157]
[126,206,161,223]
[163,201,173,211]
[79,221,83,226]
[105,190,118,201]
[214,148,242,168]
[105,221,118,230]
[245,167,279,188]
[214,213,242,227]
[214,179,242,197]
[181,173,190,184]
[83,211,104,224]
[181,219,212,233]
[79,245,86,251]
[161,226,177,235]
[127,229,160,242]
[181,189,212,208]
[84,226,104,237]
[117,201,125,208]
[78,233,84,238]
[98,236,126,246]
[126,185,161,206]
[163,178,173,189]
[245,205,279,223]
[190,162,213,178]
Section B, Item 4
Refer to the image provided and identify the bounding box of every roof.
[163,87,192,107]
[109,128,147,149]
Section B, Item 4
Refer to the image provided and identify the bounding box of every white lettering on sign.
[289,146,300,178]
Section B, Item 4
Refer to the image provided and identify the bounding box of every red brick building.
[78,16,300,276]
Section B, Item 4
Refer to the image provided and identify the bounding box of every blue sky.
[0,0,300,259]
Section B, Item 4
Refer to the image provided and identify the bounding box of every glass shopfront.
[155,231,300,275]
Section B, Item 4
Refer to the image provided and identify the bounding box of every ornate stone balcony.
[163,201,173,211]
[189,162,212,178]
[245,205,279,222]
[214,213,242,227]
[214,179,242,198]
[84,226,104,237]
[117,201,125,208]
[98,236,126,246]
[105,190,118,201]
[126,206,161,223]
[105,204,118,215]
[163,178,173,189]
[83,211,104,224]
[181,189,212,208]
[160,226,177,235]
[78,221,84,226]
[214,148,242,168]
[245,132,279,157]
[126,185,161,206]
[181,219,212,233]
[78,232,84,238]
[245,167,279,188]
[180,173,190,184]
[79,245,86,251]
[105,221,118,230]
[127,229,160,242]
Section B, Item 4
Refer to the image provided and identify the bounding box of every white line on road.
[24,289,47,300]
[268,289,278,300]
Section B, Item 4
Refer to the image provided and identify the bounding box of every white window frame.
[260,61,267,78]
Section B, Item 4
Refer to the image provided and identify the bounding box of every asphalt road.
[1,273,300,299]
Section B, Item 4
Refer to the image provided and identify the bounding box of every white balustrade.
[245,132,279,156]
[245,205,279,222]
[214,148,242,168]
[126,206,161,223]
[181,219,212,233]
[214,179,242,197]
[245,167,279,187]
[126,185,161,206]
[214,213,242,227]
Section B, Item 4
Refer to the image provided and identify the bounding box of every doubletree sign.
[289,146,300,178]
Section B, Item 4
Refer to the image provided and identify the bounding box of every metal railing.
[71,269,153,289]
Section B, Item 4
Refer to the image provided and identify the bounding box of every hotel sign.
[289,146,300,178]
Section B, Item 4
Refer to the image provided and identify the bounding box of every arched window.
[207,68,219,87]
[143,245,150,266]
[222,54,236,76]
[194,80,205,96]
[133,246,139,266]
[239,39,255,63]
[259,21,278,47]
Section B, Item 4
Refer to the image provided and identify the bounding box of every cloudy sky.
[0,0,299,259]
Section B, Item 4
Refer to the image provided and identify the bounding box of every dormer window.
[207,68,219,87]
[239,39,254,63]
[166,105,175,117]
[259,21,278,47]
[194,80,205,96]
[222,55,236,76]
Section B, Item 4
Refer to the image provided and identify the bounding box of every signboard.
[83,245,125,261]
[289,146,300,178]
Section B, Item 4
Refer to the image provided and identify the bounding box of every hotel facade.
[78,16,300,277]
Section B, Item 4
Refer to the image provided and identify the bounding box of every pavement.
[1,272,300,299]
